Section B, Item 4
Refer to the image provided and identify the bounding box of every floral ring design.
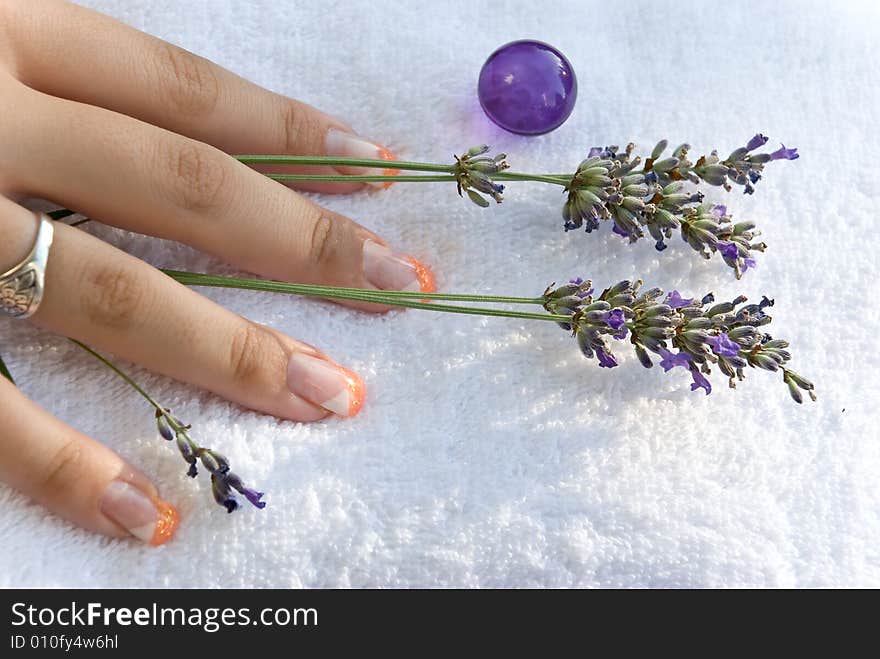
[0,213,55,319]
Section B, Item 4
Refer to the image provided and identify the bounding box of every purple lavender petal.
[770,144,799,161]
[716,240,740,261]
[745,134,769,151]
[658,347,692,372]
[706,332,740,358]
[612,224,630,238]
[242,488,267,509]
[689,366,712,395]
[711,204,728,217]
[742,257,757,273]
[664,290,694,309]
[602,308,626,331]
[613,327,628,340]
[588,146,602,158]
[596,347,618,368]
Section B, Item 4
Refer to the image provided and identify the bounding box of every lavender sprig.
[165,270,814,405]
[58,134,796,278]
[70,339,265,513]
[560,135,797,278]
[544,278,815,403]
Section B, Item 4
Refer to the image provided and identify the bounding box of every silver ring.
[0,213,55,319]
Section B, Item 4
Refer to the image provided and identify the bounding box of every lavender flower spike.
[550,136,797,277]
[543,278,814,403]
[155,407,266,513]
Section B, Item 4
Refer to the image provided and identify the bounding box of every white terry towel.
[0,0,878,587]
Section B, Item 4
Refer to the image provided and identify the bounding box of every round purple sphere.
[478,40,577,136]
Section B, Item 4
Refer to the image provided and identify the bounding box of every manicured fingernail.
[287,353,365,417]
[100,480,179,546]
[325,129,399,188]
[363,239,436,293]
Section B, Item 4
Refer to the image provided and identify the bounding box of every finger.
[0,198,366,420]
[6,83,436,312]
[6,0,398,193]
[0,375,179,545]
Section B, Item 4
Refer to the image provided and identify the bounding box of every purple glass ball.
[478,40,577,136]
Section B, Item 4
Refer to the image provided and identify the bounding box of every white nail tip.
[320,389,351,416]
[128,522,156,544]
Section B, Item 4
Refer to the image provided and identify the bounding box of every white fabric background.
[1,0,878,587]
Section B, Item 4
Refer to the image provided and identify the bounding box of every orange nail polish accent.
[406,257,437,293]
[378,147,400,189]
[341,367,366,417]
[149,500,180,546]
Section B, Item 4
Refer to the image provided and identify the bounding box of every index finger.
[4,0,398,193]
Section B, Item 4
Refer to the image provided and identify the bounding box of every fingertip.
[286,352,366,419]
[406,257,437,293]
[149,498,180,547]
[340,366,366,417]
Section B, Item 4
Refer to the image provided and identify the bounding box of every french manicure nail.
[287,353,365,417]
[100,480,179,546]
[325,129,399,188]
[363,239,436,293]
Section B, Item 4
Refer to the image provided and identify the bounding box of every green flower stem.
[235,155,454,172]
[234,154,570,186]
[69,339,191,440]
[0,352,13,384]
[269,174,457,183]
[162,270,544,304]
[163,271,569,323]
[267,172,569,185]
[493,172,571,185]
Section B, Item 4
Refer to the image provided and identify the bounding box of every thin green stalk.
[268,173,457,183]
[235,154,571,186]
[494,172,571,185]
[0,352,14,384]
[162,271,543,304]
[235,155,454,173]
[69,339,164,412]
[164,271,569,323]
[70,340,196,446]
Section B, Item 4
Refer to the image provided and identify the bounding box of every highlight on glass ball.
[477,39,577,136]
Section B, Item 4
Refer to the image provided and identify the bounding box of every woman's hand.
[0,0,434,545]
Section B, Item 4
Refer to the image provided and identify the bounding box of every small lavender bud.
[748,153,773,164]
[466,145,490,157]
[466,189,490,208]
[156,411,175,441]
[728,326,758,343]
[650,140,668,160]
[635,345,653,368]
[697,164,730,186]
[622,196,645,212]
[199,449,230,475]
[211,473,238,513]
[652,157,680,172]
[176,436,198,478]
